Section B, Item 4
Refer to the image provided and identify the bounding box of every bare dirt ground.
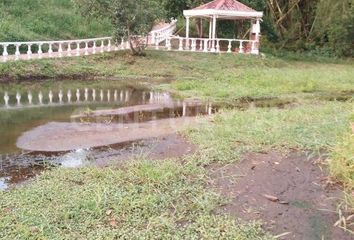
[209,151,352,240]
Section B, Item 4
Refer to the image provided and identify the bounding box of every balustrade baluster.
[199,40,203,51]
[227,41,232,53]
[203,40,208,52]
[15,44,20,60]
[178,38,183,51]
[166,38,171,51]
[76,42,80,56]
[85,42,89,55]
[239,41,244,54]
[191,39,196,51]
[100,40,104,53]
[38,43,43,58]
[107,39,111,52]
[27,44,32,59]
[2,44,8,62]
[216,40,220,53]
[185,39,190,51]
[93,41,96,54]
[48,43,53,57]
[67,42,72,57]
[58,42,63,57]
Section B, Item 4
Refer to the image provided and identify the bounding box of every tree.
[73,0,163,55]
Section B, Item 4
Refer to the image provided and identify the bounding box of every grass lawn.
[0,51,353,238]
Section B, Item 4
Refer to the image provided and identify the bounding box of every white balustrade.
[162,36,258,55]
[0,20,179,62]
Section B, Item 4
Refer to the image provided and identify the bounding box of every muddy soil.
[16,117,201,152]
[93,133,196,166]
[209,151,352,240]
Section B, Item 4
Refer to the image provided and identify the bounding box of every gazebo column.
[186,17,190,49]
[208,18,212,49]
[250,18,261,54]
[211,15,217,52]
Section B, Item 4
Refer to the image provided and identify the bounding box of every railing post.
[58,42,63,57]
[178,38,183,51]
[251,40,259,55]
[203,39,208,52]
[2,44,8,62]
[125,40,129,50]
[239,41,244,54]
[92,41,96,54]
[85,41,89,55]
[227,40,232,53]
[107,39,111,52]
[76,42,80,56]
[216,40,220,53]
[185,39,190,51]
[15,44,20,60]
[100,40,104,53]
[27,44,32,60]
[166,38,171,51]
[191,39,196,51]
[38,43,43,58]
[67,42,72,57]
[199,40,203,51]
[48,43,53,57]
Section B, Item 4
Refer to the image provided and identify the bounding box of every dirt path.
[209,151,352,240]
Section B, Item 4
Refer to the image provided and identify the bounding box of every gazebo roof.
[194,0,256,12]
[183,0,263,19]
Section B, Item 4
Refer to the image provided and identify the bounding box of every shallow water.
[0,80,213,190]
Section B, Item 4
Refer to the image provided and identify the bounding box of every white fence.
[150,19,177,45]
[0,37,131,62]
[0,20,178,63]
[157,36,259,54]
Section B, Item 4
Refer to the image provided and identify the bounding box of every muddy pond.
[0,80,215,190]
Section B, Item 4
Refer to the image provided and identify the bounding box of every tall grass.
[0,0,113,42]
[329,122,354,213]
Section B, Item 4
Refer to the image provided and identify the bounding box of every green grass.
[0,51,353,238]
[0,160,272,239]
[329,126,354,213]
[1,51,353,103]
[184,101,354,164]
[0,0,112,42]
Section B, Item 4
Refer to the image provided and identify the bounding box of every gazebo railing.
[156,36,259,54]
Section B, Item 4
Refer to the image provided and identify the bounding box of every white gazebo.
[179,0,263,54]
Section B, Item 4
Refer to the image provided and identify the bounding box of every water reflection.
[0,82,216,190]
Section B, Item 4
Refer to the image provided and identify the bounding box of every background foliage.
[0,0,352,57]
[0,0,113,41]
[163,0,354,57]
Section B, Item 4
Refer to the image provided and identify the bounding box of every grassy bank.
[1,51,353,102]
[0,0,112,42]
[329,120,354,215]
